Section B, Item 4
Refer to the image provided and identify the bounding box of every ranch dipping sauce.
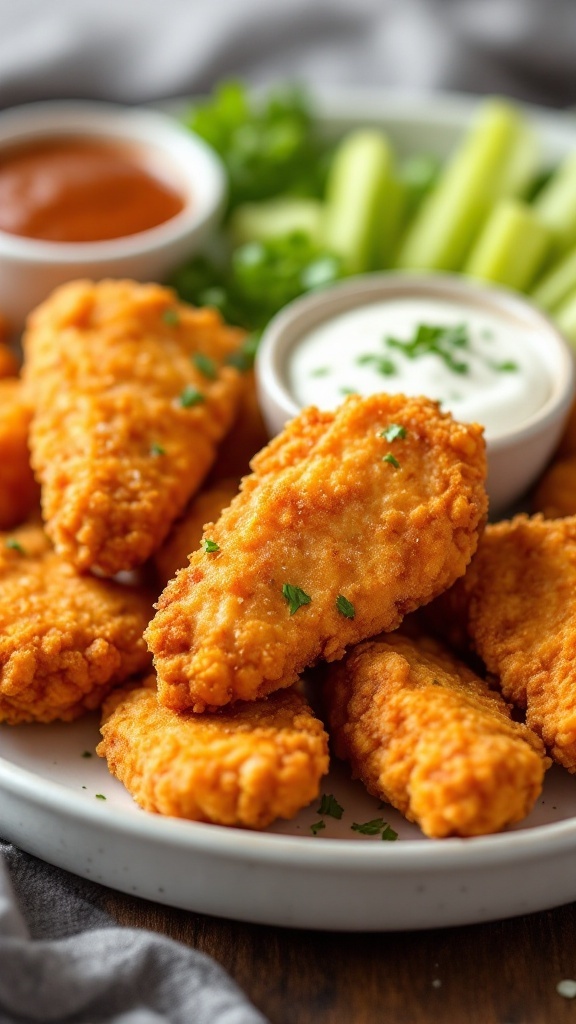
[287,296,552,439]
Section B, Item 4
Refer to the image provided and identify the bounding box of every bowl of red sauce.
[0,101,226,332]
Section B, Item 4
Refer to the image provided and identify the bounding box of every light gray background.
[0,0,574,109]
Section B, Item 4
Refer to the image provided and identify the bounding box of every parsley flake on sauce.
[381,423,407,442]
[150,442,166,457]
[5,538,24,553]
[310,820,326,836]
[317,794,344,819]
[386,322,470,375]
[95,793,107,801]
[162,308,180,326]
[203,538,220,553]
[193,353,218,379]
[282,583,311,615]
[336,594,355,620]
[356,353,397,376]
[179,386,205,408]
[383,453,401,469]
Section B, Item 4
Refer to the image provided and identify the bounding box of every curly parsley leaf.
[203,538,220,553]
[336,595,355,619]
[381,423,407,442]
[383,453,401,469]
[179,386,205,409]
[316,794,344,820]
[282,583,311,615]
[193,353,218,379]
[310,820,326,836]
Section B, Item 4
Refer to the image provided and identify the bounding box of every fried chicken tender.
[0,521,152,724]
[154,478,239,587]
[208,370,269,483]
[0,379,40,530]
[23,279,245,575]
[98,677,329,828]
[532,457,576,518]
[0,342,19,378]
[324,632,547,838]
[431,514,576,772]
[146,393,487,713]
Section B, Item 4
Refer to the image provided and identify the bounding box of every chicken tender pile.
[325,632,547,838]
[2,274,567,840]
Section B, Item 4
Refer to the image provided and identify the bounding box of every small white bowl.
[0,100,226,333]
[256,273,576,515]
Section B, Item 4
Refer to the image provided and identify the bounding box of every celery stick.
[554,286,576,346]
[534,152,576,255]
[376,173,406,268]
[464,199,551,292]
[532,245,576,311]
[230,197,324,246]
[322,129,397,274]
[396,99,539,272]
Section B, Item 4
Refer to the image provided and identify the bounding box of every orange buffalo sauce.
[0,137,186,243]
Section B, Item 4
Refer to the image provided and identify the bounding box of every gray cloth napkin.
[0,840,268,1024]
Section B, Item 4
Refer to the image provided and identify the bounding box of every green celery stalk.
[322,129,398,274]
[534,152,576,255]
[554,286,576,346]
[532,245,576,311]
[396,99,539,272]
[464,199,551,292]
[230,197,324,246]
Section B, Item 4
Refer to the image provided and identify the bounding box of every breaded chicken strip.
[0,521,152,724]
[429,515,576,772]
[23,279,245,575]
[325,632,547,838]
[147,393,487,712]
[98,677,329,828]
[208,369,269,484]
[154,478,239,587]
[0,380,39,530]
[532,457,576,518]
[0,342,19,378]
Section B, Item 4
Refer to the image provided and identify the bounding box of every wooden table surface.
[104,889,576,1023]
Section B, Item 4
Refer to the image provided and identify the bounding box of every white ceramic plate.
[2,89,576,932]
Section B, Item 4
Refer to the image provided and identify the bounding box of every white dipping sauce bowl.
[0,100,226,333]
[256,273,576,516]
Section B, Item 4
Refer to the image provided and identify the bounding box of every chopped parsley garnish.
[203,538,220,553]
[381,423,407,442]
[226,333,260,372]
[490,360,518,372]
[383,453,401,469]
[310,820,326,836]
[386,322,470,375]
[381,824,399,841]
[317,793,344,819]
[193,353,218,379]
[339,386,357,396]
[162,308,180,326]
[5,538,24,553]
[150,442,166,457]
[336,594,355,620]
[310,367,330,377]
[356,353,397,376]
[95,793,107,801]
[352,817,397,840]
[81,751,92,759]
[282,583,311,615]
[179,386,205,408]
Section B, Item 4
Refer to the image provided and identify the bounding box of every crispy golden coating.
[431,514,576,772]
[23,279,245,575]
[0,521,152,724]
[532,457,576,518]
[154,478,239,587]
[0,379,40,530]
[0,342,19,379]
[98,677,329,828]
[325,632,547,838]
[208,370,269,484]
[147,393,487,712]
